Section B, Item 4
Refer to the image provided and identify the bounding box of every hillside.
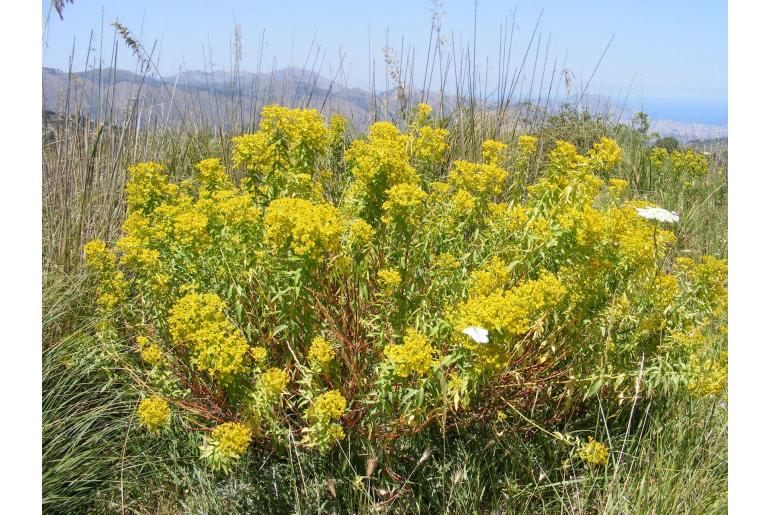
[42,66,727,141]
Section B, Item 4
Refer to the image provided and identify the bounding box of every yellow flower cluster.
[528,141,604,209]
[649,147,668,171]
[250,346,268,365]
[434,252,461,272]
[377,268,402,295]
[415,102,433,125]
[608,178,628,198]
[413,126,449,163]
[329,114,348,145]
[383,328,437,377]
[137,395,171,433]
[167,292,249,384]
[83,239,116,273]
[487,202,528,232]
[308,336,335,371]
[307,389,347,423]
[125,162,177,214]
[517,135,538,157]
[346,218,374,246]
[141,342,164,366]
[481,139,508,166]
[381,183,428,227]
[468,256,510,297]
[688,352,727,397]
[259,367,289,400]
[450,189,476,216]
[448,160,508,197]
[345,122,418,205]
[578,437,609,465]
[302,390,347,451]
[195,158,233,194]
[671,149,709,177]
[587,137,622,174]
[264,197,342,261]
[83,239,129,310]
[172,205,209,247]
[451,271,566,340]
[677,255,728,316]
[212,422,252,457]
[233,106,329,176]
[547,140,587,170]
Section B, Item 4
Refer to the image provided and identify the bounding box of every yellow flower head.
[383,328,436,377]
[264,198,342,261]
[413,126,449,163]
[381,183,428,227]
[260,367,289,400]
[308,336,335,372]
[168,292,249,384]
[307,389,347,423]
[195,158,233,194]
[137,395,170,433]
[141,343,164,366]
[481,139,508,166]
[579,437,609,466]
[212,422,252,457]
[448,160,508,197]
[587,137,622,174]
[83,239,117,274]
[125,162,176,214]
[415,102,433,125]
[250,346,268,365]
[451,189,476,216]
[517,135,538,157]
[608,178,628,198]
[346,218,374,246]
[377,268,402,295]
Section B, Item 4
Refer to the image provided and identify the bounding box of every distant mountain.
[42,66,376,130]
[42,66,727,141]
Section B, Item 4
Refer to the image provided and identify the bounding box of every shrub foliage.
[83,104,727,474]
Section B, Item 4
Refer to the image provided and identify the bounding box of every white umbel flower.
[462,326,489,344]
[634,207,679,224]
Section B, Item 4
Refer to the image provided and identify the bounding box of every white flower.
[462,326,489,344]
[634,207,679,224]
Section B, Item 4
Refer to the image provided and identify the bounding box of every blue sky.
[42,0,727,123]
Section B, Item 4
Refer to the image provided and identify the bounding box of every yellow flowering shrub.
[200,422,253,473]
[688,352,728,398]
[671,149,709,177]
[517,135,538,157]
[306,389,347,423]
[413,126,449,163]
[85,106,725,473]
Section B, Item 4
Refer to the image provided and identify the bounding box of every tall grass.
[42,11,727,513]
